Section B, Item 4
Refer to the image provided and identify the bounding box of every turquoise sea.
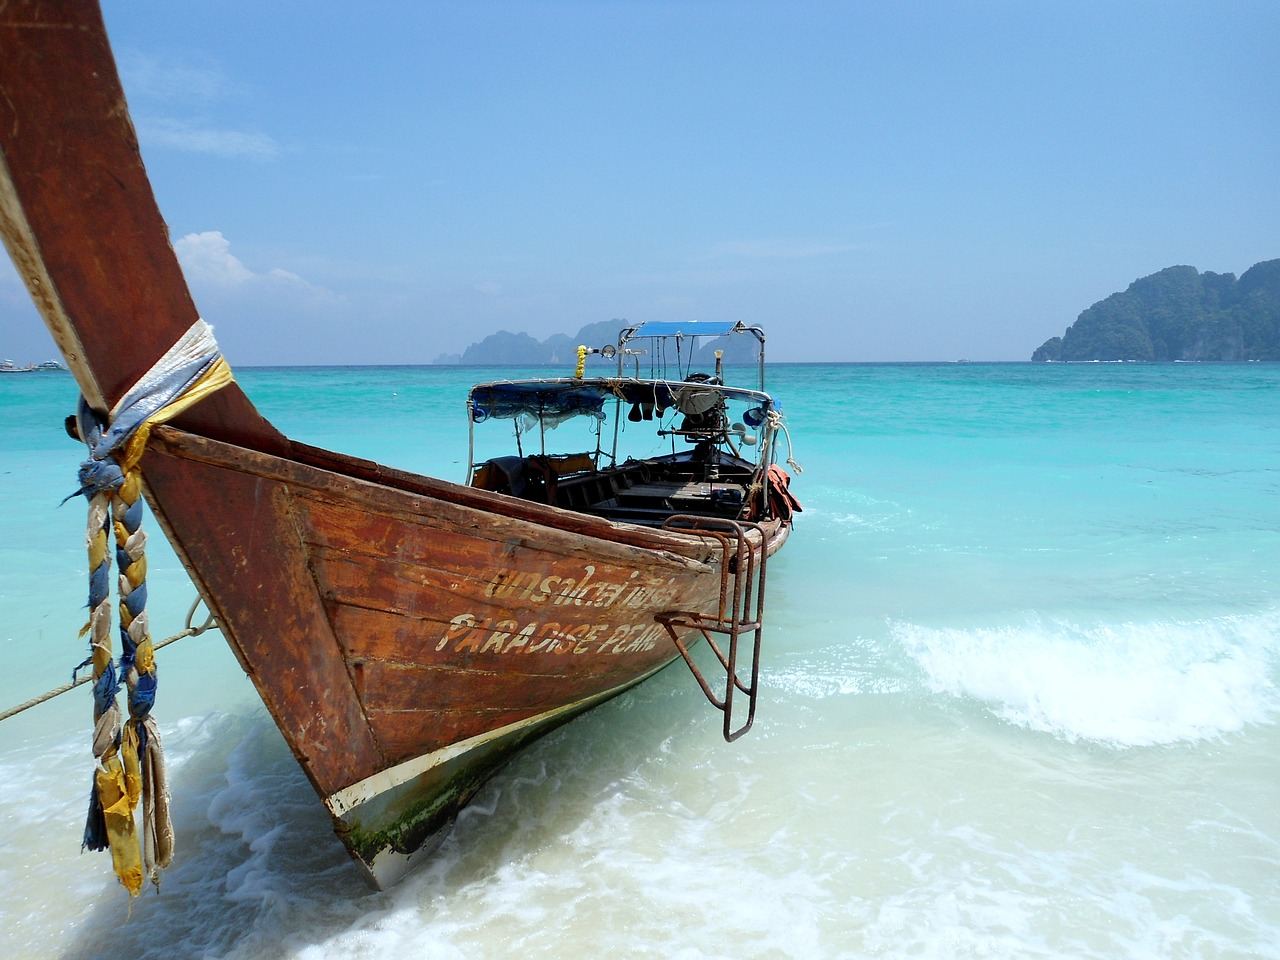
[1,361,1278,959]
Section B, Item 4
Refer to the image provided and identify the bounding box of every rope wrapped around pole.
[68,318,233,897]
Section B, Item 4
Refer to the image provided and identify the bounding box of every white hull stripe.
[324,660,670,817]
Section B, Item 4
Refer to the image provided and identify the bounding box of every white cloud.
[138,117,279,160]
[174,231,339,304]
[174,231,254,286]
[169,232,349,363]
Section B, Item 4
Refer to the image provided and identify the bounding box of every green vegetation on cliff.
[1033,260,1280,361]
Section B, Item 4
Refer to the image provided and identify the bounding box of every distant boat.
[0,2,800,891]
[0,358,63,372]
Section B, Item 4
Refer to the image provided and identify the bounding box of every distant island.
[433,319,620,366]
[1033,259,1280,361]
[436,319,756,368]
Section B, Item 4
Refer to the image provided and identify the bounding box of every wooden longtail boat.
[0,3,799,889]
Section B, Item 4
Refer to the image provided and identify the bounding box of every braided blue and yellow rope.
[71,319,232,897]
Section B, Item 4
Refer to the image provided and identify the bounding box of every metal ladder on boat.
[656,516,768,742]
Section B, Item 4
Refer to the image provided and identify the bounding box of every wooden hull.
[142,425,786,886]
[0,2,791,888]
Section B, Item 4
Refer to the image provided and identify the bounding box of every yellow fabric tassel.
[96,753,143,897]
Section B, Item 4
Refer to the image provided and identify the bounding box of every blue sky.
[3,0,1277,364]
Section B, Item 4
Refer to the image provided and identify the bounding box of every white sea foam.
[766,637,912,699]
[294,749,835,960]
[893,611,1280,746]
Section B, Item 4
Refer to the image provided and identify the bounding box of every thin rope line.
[0,599,217,723]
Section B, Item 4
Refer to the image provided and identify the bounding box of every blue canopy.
[622,320,756,340]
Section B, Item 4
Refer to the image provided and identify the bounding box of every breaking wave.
[894,610,1280,747]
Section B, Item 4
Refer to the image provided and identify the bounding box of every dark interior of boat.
[471,449,758,526]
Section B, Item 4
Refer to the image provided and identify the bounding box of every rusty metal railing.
[656,516,768,741]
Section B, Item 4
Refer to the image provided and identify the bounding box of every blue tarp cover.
[470,377,771,424]
[470,382,608,422]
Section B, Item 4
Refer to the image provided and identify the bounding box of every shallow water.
[1,361,1277,958]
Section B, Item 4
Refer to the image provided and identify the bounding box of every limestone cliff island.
[1032,259,1280,361]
